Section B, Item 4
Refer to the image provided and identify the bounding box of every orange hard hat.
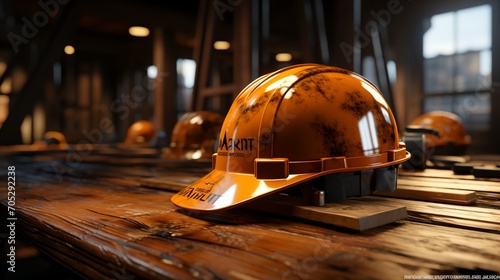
[408,111,471,149]
[33,131,68,150]
[172,64,410,211]
[124,120,155,144]
[163,111,223,160]
[43,131,67,145]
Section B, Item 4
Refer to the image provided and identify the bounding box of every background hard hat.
[409,111,471,150]
[172,63,410,211]
[124,120,155,145]
[32,131,68,150]
[43,131,67,145]
[163,111,223,160]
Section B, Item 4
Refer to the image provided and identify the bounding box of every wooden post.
[153,27,177,144]
[233,0,253,96]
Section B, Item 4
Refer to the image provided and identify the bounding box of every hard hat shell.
[172,64,410,211]
[163,111,224,160]
[409,111,471,148]
[125,120,155,144]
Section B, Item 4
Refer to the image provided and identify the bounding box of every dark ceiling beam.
[70,33,152,57]
[83,0,197,35]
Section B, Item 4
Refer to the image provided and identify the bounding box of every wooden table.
[1,151,500,279]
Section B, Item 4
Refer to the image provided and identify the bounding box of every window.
[176,58,196,116]
[422,4,491,131]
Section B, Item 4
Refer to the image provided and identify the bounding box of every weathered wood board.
[374,185,477,205]
[1,179,500,279]
[140,175,199,191]
[397,177,500,193]
[2,157,500,279]
[400,169,500,183]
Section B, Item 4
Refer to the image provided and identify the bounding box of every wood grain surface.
[374,185,477,205]
[1,156,500,279]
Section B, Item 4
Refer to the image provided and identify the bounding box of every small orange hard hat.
[124,120,155,145]
[163,111,223,160]
[408,111,471,149]
[43,131,67,145]
[172,64,410,211]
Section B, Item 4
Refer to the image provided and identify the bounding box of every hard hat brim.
[171,150,410,211]
[171,169,320,211]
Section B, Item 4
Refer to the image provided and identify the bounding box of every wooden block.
[473,166,500,178]
[245,195,407,231]
[373,185,477,205]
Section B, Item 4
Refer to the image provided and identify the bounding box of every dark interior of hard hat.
[403,124,469,170]
[279,166,398,206]
[42,137,61,145]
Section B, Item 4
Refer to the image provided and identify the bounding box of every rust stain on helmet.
[310,115,358,157]
[296,74,335,103]
[237,91,270,125]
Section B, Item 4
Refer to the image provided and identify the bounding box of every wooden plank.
[3,155,500,279]
[374,185,477,205]
[397,177,500,193]
[400,169,500,182]
[245,195,408,231]
[476,192,500,208]
[2,180,500,278]
[18,164,500,233]
[13,160,500,234]
[140,175,198,191]
[377,197,500,233]
[80,155,212,169]
[98,177,143,187]
[0,145,69,156]
[34,161,208,182]
[92,147,160,157]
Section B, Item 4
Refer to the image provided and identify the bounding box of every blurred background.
[0,0,498,153]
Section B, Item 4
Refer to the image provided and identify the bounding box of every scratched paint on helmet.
[310,115,358,157]
[341,90,371,118]
[340,90,397,149]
